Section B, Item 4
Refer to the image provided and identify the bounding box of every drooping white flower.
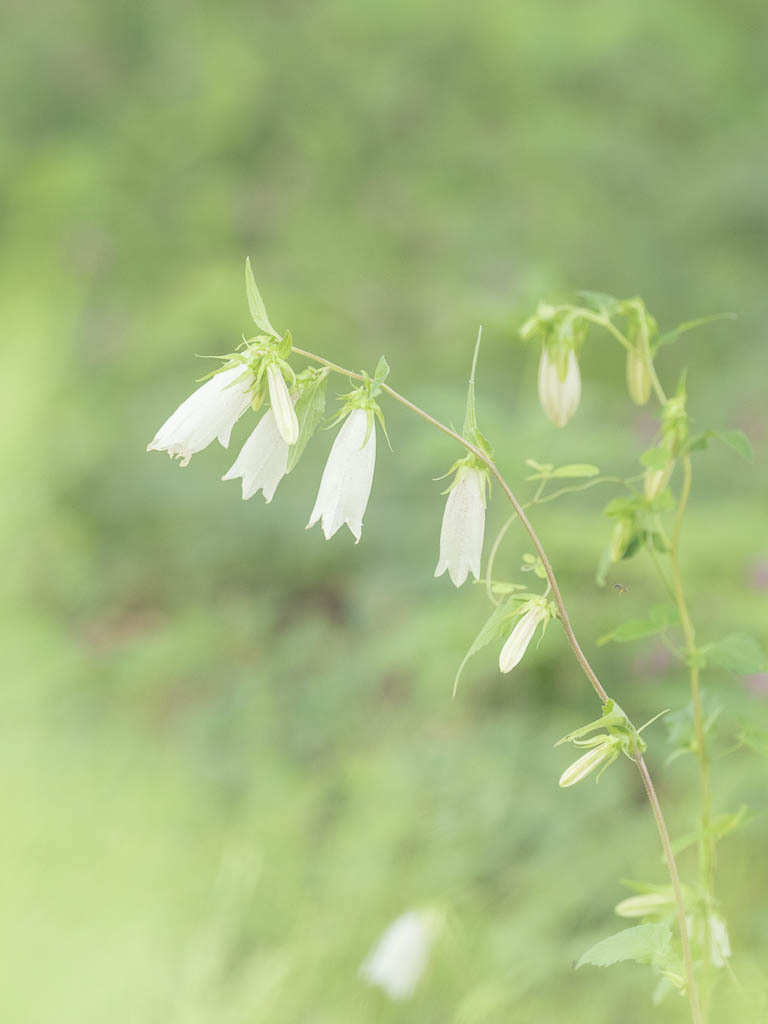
[307,408,376,542]
[360,909,441,1001]
[147,364,253,466]
[222,408,290,503]
[499,603,548,673]
[434,466,486,587]
[266,363,299,446]
[709,914,731,968]
[537,348,581,428]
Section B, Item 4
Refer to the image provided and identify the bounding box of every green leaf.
[640,446,670,471]
[712,428,753,463]
[653,312,737,353]
[702,633,768,674]
[576,924,672,969]
[286,372,328,473]
[575,290,619,315]
[549,463,600,478]
[245,258,279,337]
[597,605,679,646]
[452,598,518,696]
[374,355,390,384]
[670,805,752,857]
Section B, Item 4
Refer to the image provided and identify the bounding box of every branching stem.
[291,343,702,1023]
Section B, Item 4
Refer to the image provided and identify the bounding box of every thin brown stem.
[292,343,701,1021]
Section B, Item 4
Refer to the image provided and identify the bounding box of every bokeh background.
[2,1,767,1021]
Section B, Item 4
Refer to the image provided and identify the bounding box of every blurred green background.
[2,0,767,1020]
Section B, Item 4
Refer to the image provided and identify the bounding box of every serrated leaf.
[550,463,600,478]
[712,429,753,463]
[245,258,279,337]
[285,373,327,473]
[576,924,672,969]
[702,633,768,674]
[597,605,679,646]
[452,598,519,696]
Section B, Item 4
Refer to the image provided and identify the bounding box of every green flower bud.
[610,519,633,562]
[626,348,652,406]
[644,463,673,500]
[558,736,620,788]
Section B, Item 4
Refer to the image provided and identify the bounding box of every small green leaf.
[653,312,736,353]
[453,598,518,696]
[286,372,328,473]
[702,633,768,674]
[575,290,619,315]
[640,446,670,471]
[245,258,279,337]
[374,355,390,384]
[712,428,753,463]
[597,605,679,646]
[576,924,672,969]
[549,463,600,478]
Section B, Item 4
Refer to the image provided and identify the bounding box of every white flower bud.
[147,364,253,466]
[499,603,547,674]
[266,363,299,445]
[307,408,376,542]
[626,348,652,405]
[222,408,290,503]
[360,909,441,1001]
[537,348,581,428]
[558,737,619,788]
[434,467,486,587]
[615,891,676,918]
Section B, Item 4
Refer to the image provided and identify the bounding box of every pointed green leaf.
[453,598,518,696]
[549,463,600,479]
[575,290,619,315]
[653,312,736,353]
[576,924,672,970]
[286,372,328,473]
[597,605,679,646]
[712,429,753,463]
[245,258,279,337]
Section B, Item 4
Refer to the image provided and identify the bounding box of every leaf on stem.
[576,924,672,969]
[597,605,679,646]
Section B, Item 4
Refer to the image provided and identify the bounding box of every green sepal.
[244,258,279,338]
[285,368,329,474]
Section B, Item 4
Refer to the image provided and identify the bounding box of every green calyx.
[556,699,648,771]
[330,355,391,446]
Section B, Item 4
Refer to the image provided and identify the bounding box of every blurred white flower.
[537,348,581,428]
[709,914,731,968]
[434,466,486,587]
[360,909,441,1001]
[307,408,376,542]
[266,363,299,446]
[222,408,290,503]
[147,365,252,466]
[498,603,547,673]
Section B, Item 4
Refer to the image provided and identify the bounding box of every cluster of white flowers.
[148,362,378,542]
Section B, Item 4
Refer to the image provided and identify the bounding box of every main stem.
[670,456,714,965]
[292,344,702,1022]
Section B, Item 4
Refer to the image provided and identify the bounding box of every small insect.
[613,583,629,594]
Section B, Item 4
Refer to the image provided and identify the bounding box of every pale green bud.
[644,463,673,500]
[558,736,619,787]
[626,348,652,405]
[498,602,548,673]
[610,519,633,563]
[615,891,676,918]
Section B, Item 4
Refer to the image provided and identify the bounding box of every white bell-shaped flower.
[360,909,441,1001]
[537,348,581,428]
[434,466,486,587]
[499,603,547,673]
[266,363,299,445]
[307,408,376,542]
[222,408,290,503]
[147,364,253,466]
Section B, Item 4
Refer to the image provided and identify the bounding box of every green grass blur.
[1,1,767,1020]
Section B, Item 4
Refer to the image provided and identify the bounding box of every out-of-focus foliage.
[1,0,766,1020]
